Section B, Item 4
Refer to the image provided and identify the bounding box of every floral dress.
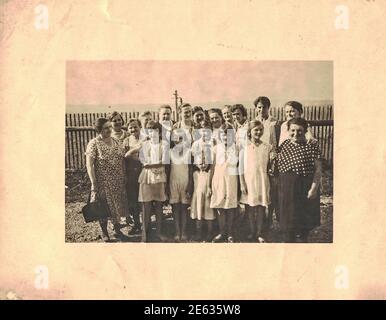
[85,137,129,223]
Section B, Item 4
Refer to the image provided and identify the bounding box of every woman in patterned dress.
[85,118,129,241]
[277,117,322,243]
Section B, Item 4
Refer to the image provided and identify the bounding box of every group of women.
[85,97,323,243]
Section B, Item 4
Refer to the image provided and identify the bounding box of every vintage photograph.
[65,60,333,243]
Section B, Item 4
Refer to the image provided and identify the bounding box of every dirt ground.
[65,169,333,243]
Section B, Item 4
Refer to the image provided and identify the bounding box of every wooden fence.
[65,109,333,170]
[65,105,333,127]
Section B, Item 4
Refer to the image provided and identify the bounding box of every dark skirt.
[126,158,142,210]
[278,172,320,241]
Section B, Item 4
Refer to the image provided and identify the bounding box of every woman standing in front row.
[85,118,129,241]
[277,117,322,243]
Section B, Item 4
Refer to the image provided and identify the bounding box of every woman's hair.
[208,108,225,122]
[247,120,264,139]
[192,105,204,115]
[127,118,141,128]
[222,105,232,111]
[145,120,163,132]
[108,111,125,125]
[285,101,303,114]
[287,117,309,131]
[231,104,248,117]
[94,117,109,133]
[254,96,271,108]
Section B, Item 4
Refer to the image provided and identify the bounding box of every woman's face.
[171,130,184,146]
[250,125,264,141]
[255,102,269,119]
[285,105,301,121]
[232,109,244,124]
[140,115,152,128]
[209,112,222,129]
[147,128,160,142]
[101,121,112,138]
[180,106,192,121]
[111,114,123,130]
[128,122,140,136]
[222,108,233,123]
[193,111,205,124]
[289,124,306,143]
[159,108,172,121]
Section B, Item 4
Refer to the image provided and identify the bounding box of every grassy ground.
[65,168,333,243]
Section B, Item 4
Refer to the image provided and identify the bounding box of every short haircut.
[285,101,303,114]
[127,118,141,128]
[94,117,109,133]
[247,120,264,138]
[159,104,172,112]
[254,96,271,108]
[231,104,248,117]
[287,117,308,131]
[178,103,192,112]
[139,111,152,118]
[108,111,125,125]
[145,120,163,132]
[208,108,224,122]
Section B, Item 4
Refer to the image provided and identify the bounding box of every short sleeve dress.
[239,141,272,208]
[210,143,239,210]
[85,137,129,224]
[277,139,323,240]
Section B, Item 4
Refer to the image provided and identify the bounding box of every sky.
[66,60,333,107]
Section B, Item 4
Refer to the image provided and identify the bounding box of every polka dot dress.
[278,139,322,176]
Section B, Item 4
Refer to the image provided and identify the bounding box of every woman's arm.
[238,147,247,194]
[86,155,97,191]
[308,159,322,199]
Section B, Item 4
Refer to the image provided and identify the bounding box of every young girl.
[239,120,273,243]
[123,119,142,235]
[210,123,239,243]
[277,117,322,243]
[190,120,216,242]
[169,128,193,242]
[134,120,169,242]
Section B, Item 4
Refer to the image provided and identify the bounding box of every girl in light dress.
[190,120,216,242]
[133,120,169,242]
[169,128,193,242]
[239,120,273,243]
[209,123,239,243]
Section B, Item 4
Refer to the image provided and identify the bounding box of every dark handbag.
[81,192,111,223]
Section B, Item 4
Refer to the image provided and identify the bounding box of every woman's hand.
[206,187,212,197]
[307,186,318,199]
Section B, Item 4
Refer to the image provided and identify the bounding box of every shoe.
[247,233,254,241]
[180,234,188,242]
[257,236,265,243]
[193,232,202,242]
[227,236,234,243]
[212,234,225,243]
[174,235,180,242]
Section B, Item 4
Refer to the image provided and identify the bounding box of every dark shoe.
[128,225,141,235]
[156,234,168,242]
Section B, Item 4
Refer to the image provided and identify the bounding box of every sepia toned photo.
[65,60,333,244]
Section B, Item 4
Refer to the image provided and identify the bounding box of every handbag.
[81,192,111,223]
